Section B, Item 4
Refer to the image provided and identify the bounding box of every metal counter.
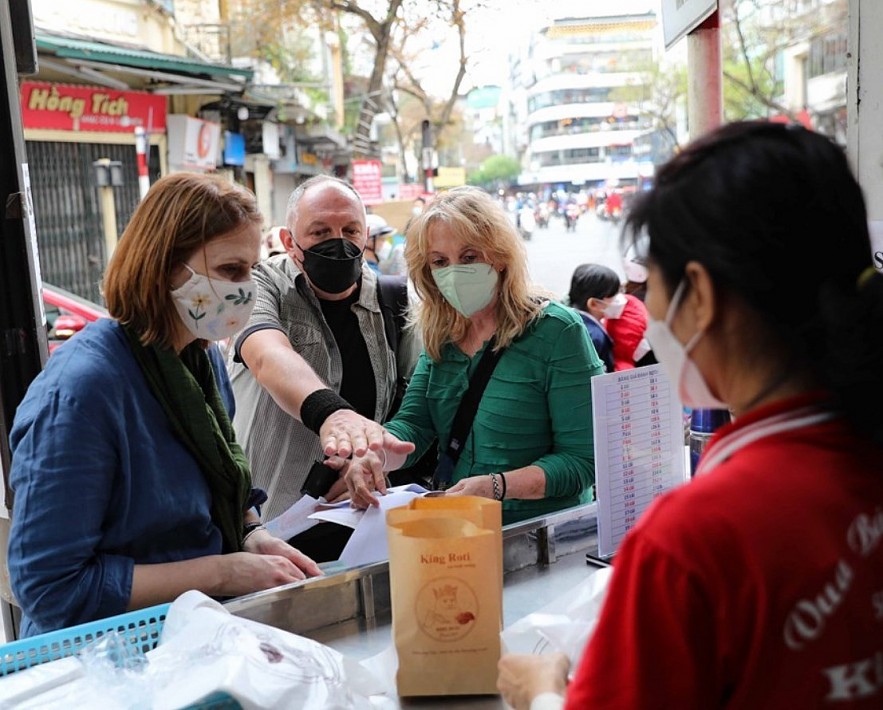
[223,503,600,707]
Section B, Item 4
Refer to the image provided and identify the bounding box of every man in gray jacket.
[229,176,419,556]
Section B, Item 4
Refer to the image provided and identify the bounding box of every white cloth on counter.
[0,590,388,709]
[529,692,565,710]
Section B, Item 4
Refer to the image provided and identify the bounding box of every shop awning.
[36,32,253,95]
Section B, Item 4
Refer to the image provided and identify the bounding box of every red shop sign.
[352,159,383,205]
[20,82,167,133]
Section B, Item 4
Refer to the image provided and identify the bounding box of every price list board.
[591,365,687,558]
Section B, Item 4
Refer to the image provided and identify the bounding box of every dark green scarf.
[123,325,251,553]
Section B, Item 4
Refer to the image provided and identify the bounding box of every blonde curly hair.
[404,187,549,361]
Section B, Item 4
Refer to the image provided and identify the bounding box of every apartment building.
[513,8,658,193]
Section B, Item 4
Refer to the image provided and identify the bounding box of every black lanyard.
[432,336,505,490]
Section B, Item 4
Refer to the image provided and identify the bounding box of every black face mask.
[298,238,363,294]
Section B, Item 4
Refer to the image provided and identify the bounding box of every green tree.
[720,0,847,121]
[237,0,477,159]
[610,60,687,152]
[468,155,521,188]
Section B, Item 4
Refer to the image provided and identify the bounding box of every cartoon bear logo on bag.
[416,577,479,641]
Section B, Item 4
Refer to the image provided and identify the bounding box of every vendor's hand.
[343,450,387,509]
[244,530,322,578]
[320,409,415,459]
[497,653,570,710]
[446,474,495,499]
[218,548,321,597]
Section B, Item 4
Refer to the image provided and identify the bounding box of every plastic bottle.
[689,408,732,476]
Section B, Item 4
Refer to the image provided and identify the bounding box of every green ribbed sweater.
[385,301,602,524]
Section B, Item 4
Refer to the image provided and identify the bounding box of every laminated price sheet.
[591,365,687,558]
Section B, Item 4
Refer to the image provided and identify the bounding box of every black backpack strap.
[376,274,411,420]
[376,274,409,356]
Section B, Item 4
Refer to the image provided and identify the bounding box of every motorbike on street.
[519,205,536,241]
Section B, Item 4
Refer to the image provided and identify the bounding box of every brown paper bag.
[386,496,503,697]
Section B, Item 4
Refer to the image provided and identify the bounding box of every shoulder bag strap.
[432,336,504,490]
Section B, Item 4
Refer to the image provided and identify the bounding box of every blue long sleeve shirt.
[8,319,225,636]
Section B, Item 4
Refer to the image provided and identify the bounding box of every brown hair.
[103,172,262,348]
[404,186,549,360]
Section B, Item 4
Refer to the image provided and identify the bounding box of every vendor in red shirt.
[497,121,883,709]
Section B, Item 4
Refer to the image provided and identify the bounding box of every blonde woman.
[344,186,603,523]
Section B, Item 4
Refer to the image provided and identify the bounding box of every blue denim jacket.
[8,319,230,636]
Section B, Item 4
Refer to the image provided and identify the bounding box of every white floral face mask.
[170,264,256,341]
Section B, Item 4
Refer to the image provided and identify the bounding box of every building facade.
[513,10,658,193]
[25,0,257,302]
[780,0,847,144]
[22,0,345,301]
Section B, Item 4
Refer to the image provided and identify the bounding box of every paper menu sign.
[592,365,688,558]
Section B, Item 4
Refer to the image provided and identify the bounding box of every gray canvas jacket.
[228,255,420,520]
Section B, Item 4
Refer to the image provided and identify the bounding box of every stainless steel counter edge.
[223,502,598,637]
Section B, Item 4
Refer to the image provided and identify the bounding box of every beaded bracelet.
[489,473,502,501]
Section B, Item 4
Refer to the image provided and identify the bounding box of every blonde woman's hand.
[343,450,388,509]
[445,474,496,499]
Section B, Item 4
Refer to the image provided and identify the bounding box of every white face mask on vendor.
[645,280,728,410]
[170,264,256,341]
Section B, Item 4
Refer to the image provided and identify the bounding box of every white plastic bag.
[0,591,388,709]
[500,566,612,667]
[147,590,382,709]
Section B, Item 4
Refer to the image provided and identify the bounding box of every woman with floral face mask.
[7,173,321,637]
[343,186,603,523]
[498,122,883,709]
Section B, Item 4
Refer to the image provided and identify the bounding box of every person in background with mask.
[497,121,883,708]
[605,284,653,370]
[227,176,418,559]
[364,213,395,274]
[566,262,652,371]
[342,186,602,524]
[369,213,409,278]
[260,226,286,260]
[622,241,648,301]
[7,173,321,637]
[567,263,618,373]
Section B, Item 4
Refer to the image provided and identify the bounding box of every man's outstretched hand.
[319,409,415,459]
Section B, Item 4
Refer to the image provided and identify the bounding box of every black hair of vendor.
[624,119,883,446]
